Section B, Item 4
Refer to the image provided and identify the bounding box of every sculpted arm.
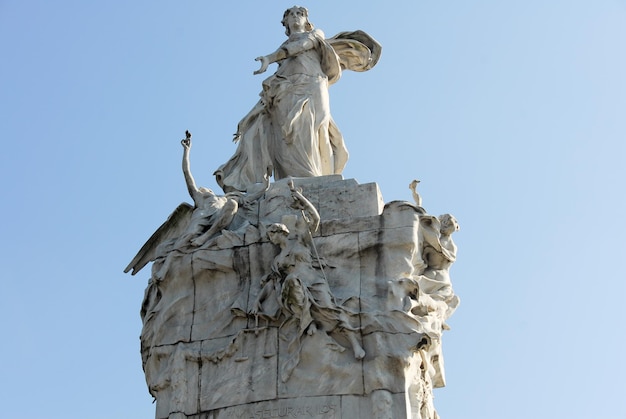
[288,179,320,233]
[254,33,319,75]
[181,133,202,205]
[254,48,288,75]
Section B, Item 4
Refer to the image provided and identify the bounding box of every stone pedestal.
[134,176,458,419]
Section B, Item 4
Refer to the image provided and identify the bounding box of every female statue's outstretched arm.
[253,48,288,75]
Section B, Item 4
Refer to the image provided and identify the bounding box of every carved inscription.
[226,404,337,419]
[220,402,338,419]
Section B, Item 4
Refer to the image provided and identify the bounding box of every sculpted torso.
[423,237,456,272]
[274,240,312,277]
[276,31,325,78]
[190,194,228,225]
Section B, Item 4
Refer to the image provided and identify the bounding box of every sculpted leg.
[344,329,366,360]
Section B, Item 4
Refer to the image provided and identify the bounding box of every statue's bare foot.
[190,237,205,247]
[354,345,366,360]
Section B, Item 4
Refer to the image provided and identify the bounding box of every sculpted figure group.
[405,180,460,416]
[251,180,365,381]
[126,7,461,419]
[409,178,460,327]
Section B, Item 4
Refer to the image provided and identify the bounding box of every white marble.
[126,7,460,419]
[214,6,381,193]
[128,172,459,419]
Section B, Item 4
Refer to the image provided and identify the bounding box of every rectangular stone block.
[145,252,195,347]
[314,233,361,302]
[191,249,248,341]
[152,342,201,419]
[341,393,410,419]
[305,179,383,221]
[260,176,384,224]
[213,395,341,419]
[277,318,364,399]
[199,329,278,411]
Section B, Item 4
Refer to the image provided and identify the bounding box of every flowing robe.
[214,29,347,192]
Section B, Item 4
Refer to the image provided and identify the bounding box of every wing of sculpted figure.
[124,203,193,275]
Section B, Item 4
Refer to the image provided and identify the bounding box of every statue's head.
[267,223,290,243]
[281,6,313,35]
[439,214,459,235]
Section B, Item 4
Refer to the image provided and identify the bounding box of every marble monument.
[126,6,459,419]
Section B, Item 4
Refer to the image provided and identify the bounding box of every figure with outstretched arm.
[176,131,239,248]
[215,6,381,192]
[253,8,311,76]
[129,131,268,282]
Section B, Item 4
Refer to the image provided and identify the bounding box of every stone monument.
[126,6,460,419]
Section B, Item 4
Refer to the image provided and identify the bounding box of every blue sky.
[1,1,625,418]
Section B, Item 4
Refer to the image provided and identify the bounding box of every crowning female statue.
[214,6,381,192]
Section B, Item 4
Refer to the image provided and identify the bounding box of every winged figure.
[125,132,268,276]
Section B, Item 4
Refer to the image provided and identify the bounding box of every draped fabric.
[215,30,380,193]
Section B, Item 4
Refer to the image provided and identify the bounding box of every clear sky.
[2,1,625,418]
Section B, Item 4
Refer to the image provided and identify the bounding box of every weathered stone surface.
[125,7,462,415]
[260,176,384,224]
[209,395,342,419]
[199,329,279,411]
[141,252,195,355]
[130,174,459,419]
[190,249,247,341]
[149,342,201,419]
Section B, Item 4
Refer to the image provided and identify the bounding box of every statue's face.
[268,229,288,245]
[267,231,279,244]
[285,7,307,32]
[441,215,459,234]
